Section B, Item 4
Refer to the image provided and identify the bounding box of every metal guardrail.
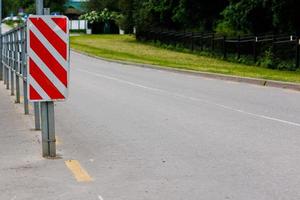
[1,25,41,129]
[2,25,29,113]
[0,1,60,158]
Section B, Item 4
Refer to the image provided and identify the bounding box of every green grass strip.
[70,34,300,83]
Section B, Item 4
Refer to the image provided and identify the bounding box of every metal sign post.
[44,8,50,15]
[36,0,44,15]
[41,101,56,157]
[37,0,51,157]
[27,15,70,157]
[34,0,42,130]
[0,0,2,81]
[29,3,69,157]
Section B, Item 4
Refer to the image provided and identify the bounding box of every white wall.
[69,20,87,30]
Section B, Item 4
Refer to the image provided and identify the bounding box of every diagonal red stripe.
[29,58,65,100]
[52,18,67,33]
[30,31,68,87]
[30,85,42,100]
[30,17,67,59]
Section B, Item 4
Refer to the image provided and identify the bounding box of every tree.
[45,0,67,13]
[86,0,119,12]
[216,0,300,35]
[271,0,300,34]
[2,0,67,17]
[118,0,135,33]
[133,0,227,32]
[3,0,20,16]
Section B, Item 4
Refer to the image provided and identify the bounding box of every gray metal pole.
[36,0,44,15]
[34,102,41,130]
[15,31,20,103]
[6,34,9,90]
[0,0,2,81]
[10,32,14,96]
[36,0,56,157]
[33,0,44,130]
[41,102,56,157]
[21,26,29,114]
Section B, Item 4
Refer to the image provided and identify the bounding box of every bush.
[259,48,277,69]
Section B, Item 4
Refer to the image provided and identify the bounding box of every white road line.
[77,68,300,128]
[98,195,104,200]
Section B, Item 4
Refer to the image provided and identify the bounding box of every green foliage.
[2,0,299,35]
[118,0,135,33]
[260,48,276,69]
[79,11,102,24]
[86,0,119,12]
[45,0,67,13]
[2,0,66,16]
[258,48,296,71]
[216,0,300,35]
[79,8,122,24]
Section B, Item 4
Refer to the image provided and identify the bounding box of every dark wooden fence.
[137,30,300,70]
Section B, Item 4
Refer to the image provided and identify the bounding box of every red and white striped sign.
[27,16,69,102]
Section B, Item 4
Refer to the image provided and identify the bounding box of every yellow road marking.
[65,160,93,182]
[55,136,62,145]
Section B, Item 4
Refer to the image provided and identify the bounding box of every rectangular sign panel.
[27,15,69,102]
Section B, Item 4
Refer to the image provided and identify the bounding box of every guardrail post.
[21,26,29,114]
[6,34,10,90]
[15,30,20,103]
[6,34,9,87]
[0,0,2,81]
[0,43,2,81]
[10,33,15,96]
[3,34,7,85]
[34,102,41,130]
[0,34,2,81]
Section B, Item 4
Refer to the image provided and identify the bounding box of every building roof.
[65,0,88,13]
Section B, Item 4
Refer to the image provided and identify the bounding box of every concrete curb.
[72,49,300,92]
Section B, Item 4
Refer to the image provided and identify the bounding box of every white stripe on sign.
[29,49,67,95]
[29,75,51,100]
[29,22,68,70]
[27,15,69,102]
[43,17,68,41]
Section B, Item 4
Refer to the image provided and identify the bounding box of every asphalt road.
[52,52,300,200]
[1,44,300,199]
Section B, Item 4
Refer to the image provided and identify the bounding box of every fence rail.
[137,30,300,69]
[1,25,43,130]
[1,25,29,114]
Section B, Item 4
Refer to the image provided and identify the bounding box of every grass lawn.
[70,34,300,83]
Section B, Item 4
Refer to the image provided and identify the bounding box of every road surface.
[1,51,300,200]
